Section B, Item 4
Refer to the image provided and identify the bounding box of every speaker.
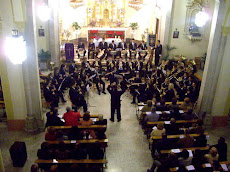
[9,141,27,167]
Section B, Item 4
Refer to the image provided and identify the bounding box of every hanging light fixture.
[195,11,208,27]
[5,36,27,64]
[38,4,51,21]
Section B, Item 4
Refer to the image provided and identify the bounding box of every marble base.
[212,116,228,127]
[7,120,25,130]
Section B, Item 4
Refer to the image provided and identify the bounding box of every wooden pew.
[194,73,202,81]
[160,146,209,154]
[52,125,106,130]
[170,161,230,172]
[0,100,5,108]
[150,132,209,141]
[138,101,184,106]
[46,139,108,145]
[35,159,107,164]
[147,119,198,126]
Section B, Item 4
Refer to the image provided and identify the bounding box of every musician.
[145,60,153,78]
[109,40,117,50]
[130,73,141,104]
[92,57,102,71]
[138,40,147,59]
[107,84,125,122]
[81,58,91,74]
[98,38,108,59]
[129,38,137,58]
[154,40,162,66]
[126,58,134,72]
[116,58,125,73]
[106,56,115,72]
[135,59,144,77]
[118,39,127,58]
[88,38,96,59]
[69,61,77,74]
[78,41,86,57]
[69,82,88,112]
[92,67,106,95]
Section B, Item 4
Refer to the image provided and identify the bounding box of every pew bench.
[160,146,210,155]
[52,125,106,130]
[169,161,230,172]
[35,159,107,171]
[144,119,198,138]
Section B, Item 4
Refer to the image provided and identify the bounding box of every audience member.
[141,100,152,112]
[63,107,81,126]
[204,147,219,163]
[181,108,197,120]
[155,133,174,154]
[212,137,227,161]
[55,141,70,160]
[150,123,166,137]
[45,108,64,127]
[88,142,104,159]
[194,132,207,147]
[178,149,192,166]
[145,107,160,122]
[165,118,180,135]
[179,97,193,111]
[80,111,93,126]
[95,114,107,125]
[45,127,57,141]
[70,143,87,160]
[177,129,194,148]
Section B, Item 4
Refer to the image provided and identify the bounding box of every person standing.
[88,38,96,59]
[107,84,125,122]
[154,40,162,66]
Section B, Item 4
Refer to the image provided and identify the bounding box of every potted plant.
[72,22,81,39]
[129,22,139,30]
[38,49,51,70]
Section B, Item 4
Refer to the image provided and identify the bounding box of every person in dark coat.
[154,40,162,66]
[107,84,125,122]
[212,137,227,161]
[88,38,96,59]
[45,108,64,127]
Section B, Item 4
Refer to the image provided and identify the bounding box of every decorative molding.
[187,35,202,42]
[128,0,143,11]
[70,0,85,9]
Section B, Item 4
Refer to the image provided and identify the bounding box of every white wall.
[167,0,214,59]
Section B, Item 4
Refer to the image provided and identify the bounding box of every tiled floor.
[0,86,229,172]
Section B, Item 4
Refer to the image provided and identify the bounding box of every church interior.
[0,0,230,171]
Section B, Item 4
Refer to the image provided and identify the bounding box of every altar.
[88,28,127,45]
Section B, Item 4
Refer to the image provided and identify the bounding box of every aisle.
[86,89,153,172]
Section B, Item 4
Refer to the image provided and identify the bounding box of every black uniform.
[107,85,125,121]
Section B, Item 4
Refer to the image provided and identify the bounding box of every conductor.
[107,84,125,122]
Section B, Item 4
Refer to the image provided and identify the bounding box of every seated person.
[95,114,107,125]
[55,141,70,160]
[79,111,93,126]
[88,142,104,159]
[177,129,194,148]
[159,111,171,121]
[192,149,206,171]
[37,142,53,160]
[212,137,227,162]
[165,118,180,135]
[46,108,64,127]
[194,131,207,147]
[70,143,87,160]
[204,147,219,163]
[178,149,193,166]
[155,99,169,111]
[141,100,152,112]
[155,133,174,154]
[63,107,81,126]
[179,97,193,111]
[148,152,179,172]
[45,127,57,141]
[31,164,39,172]
[144,107,160,122]
[191,120,204,134]
[181,108,197,120]
[150,123,166,137]
[168,97,179,110]
[95,129,106,140]
[68,126,83,140]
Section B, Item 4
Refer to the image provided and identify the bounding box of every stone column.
[0,149,5,172]
[211,34,230,126]
[160,0,174,55]
[48,0,60,67]
[23,0,44,131]
[197,0,229,125]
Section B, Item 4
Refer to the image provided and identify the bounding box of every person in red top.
[45,127,57,141]
[63,107,81,126]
